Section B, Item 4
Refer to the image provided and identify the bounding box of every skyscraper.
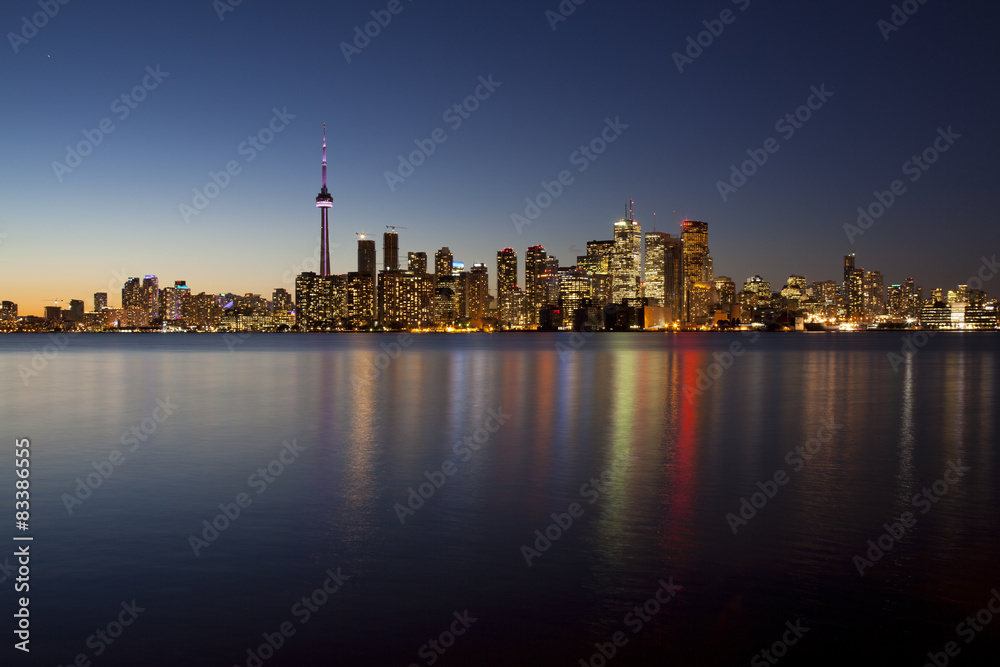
[316,126,333,277]
[681,220,709,323]
[497,247,518,328]
[384,229,399,271]
[610,206,641,304]
[94,292,108,311]
[525,245,547,326]
[408,251,427,274]
[357,235,376,281]
[435,247,454,278]
[469,263,489,328]
[644,232,682,317]
[142,276,159,321]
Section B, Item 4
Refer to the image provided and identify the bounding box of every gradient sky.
[2,0,998,315]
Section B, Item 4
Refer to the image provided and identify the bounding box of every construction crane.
[356,232,368,240]
[385,226,407,233]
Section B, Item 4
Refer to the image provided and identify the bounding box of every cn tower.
[316,124,333,277]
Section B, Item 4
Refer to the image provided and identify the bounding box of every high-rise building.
[525,245,547,326]
[122,277,147,327]
[160,282,188,321]
[378,270,434,329]
[142,276,159,321]
[713,277,737,317]
[408,251,427,274]
[0,301,17,319]
[273,288,293,314]
[435,247,454,279]
[863,270,885,317]
[295,272,338,331]
[316,126,333,277]
[887,284,905,317]
[383,230,399,271]
[681,220,709,323]
[357,236,376,281]
[469,263,489,328]
[497,247,518,328]
[610,209,642,304]
[94,292,108,311]
[644,232,682,316]
[345,273,375,329]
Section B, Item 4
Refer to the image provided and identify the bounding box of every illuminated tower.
[681,220,709,323]
[316,125,333,277]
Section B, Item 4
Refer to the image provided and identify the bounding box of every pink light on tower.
[315,124,333,277]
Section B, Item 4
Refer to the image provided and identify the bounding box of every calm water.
[1,332,998,666]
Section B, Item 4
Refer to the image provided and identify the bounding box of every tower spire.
[316,124,333,277]
[321,123,328,191]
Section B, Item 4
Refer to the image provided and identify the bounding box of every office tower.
[713,277,736,316]
[644,232,683,316]
[863,270,884,317]
[315,126,333,277]
[524,245,547,326]
[610,206,642,304]
[887,284,904,317]
[0,301,17,319]
[142,276,159,320]
[122,277,147,327]
[383,229,399,271]
[435,247,454,278]
[744,275,771,308]
[94,292,108,311]
[557,269,591,317]
[357,236,376,281]
[497,247,518,328]
[408,251,427,274]
[702,254,714,283]
[469,263,489,328]
[681,220,709,322]
[688,282,713,325]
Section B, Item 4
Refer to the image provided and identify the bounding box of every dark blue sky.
[2,0,998,313]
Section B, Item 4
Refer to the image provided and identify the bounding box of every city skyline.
[2,1,998,315]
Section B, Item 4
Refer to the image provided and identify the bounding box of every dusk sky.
[2,0,997,315]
